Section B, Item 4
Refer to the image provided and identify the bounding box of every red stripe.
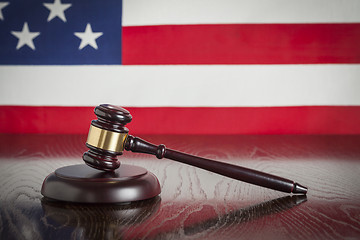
[1,106,360,134]
[122,24,360,64]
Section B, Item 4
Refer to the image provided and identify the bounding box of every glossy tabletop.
[0,134,359,240]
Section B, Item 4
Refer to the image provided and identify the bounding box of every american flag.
[0,0,360,134]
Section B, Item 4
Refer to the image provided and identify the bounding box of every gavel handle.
[124,135,307,194]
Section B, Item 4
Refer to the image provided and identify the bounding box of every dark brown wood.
[92,104,133,130]
[84,105,307,194]
[1,134,360,239]
[41,164,161,203]
[125,135,306,194]
[82,104,132,170]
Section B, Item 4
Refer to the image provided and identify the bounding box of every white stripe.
[1,65,359,107]
[123,0,360,26]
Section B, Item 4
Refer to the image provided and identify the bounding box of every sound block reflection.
[41,196,161,239]
[41,164,161,203]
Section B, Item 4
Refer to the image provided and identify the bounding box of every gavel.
[82,104,307,195]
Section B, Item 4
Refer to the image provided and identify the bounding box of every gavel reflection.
[41,195,306,239]
[82,104,307,194]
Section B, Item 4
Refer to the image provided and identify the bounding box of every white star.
[74,23,103,50]
[0,2,9,20]
[11,22,40,50]
[43,0,71,22]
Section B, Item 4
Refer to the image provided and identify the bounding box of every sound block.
[41,164,161,203]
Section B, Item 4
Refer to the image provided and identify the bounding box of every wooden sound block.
[41,164,161,203]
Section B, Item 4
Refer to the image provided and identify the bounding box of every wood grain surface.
[0,134,359,240]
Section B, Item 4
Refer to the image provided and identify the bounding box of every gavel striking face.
[82,104,307,194]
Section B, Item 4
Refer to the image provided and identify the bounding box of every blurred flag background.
[0,0,360,134]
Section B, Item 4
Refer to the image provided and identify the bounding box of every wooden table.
[0,134,359,240]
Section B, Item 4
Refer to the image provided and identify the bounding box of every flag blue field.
[0,0,122,64]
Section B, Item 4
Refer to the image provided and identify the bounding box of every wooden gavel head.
[82,104,132,171]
